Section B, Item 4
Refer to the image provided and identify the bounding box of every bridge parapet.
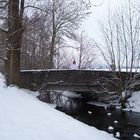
[21,69,133,92]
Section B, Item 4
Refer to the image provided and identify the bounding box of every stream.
[72,109,140,140]
[55,96,140,140]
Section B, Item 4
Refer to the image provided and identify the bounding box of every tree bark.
[48,35,55,69]
[48,8,56,69]
[5,0,23,86]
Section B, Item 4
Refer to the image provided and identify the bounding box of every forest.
[0,0,140,87]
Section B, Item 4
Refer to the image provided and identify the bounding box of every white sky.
[82,0,128,41]
[79,0,131,65]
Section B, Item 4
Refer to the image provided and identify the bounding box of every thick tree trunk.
[5,0,23,86]
[6,49,20,85]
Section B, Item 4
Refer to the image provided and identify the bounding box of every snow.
[87,101,108,108]
[21,68,140,72]
[88,111,92,114]
[133,133,140,138]
[115,132,120,138]
[108,126,114,131]
[21,69,83,72]
[0,73,6,87]
[113,120,118,124]
[128,91,140,113]
[107,113,112,116]
[0,73,116,140]
[62,91,81,98]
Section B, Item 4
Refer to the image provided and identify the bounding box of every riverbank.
[128,91,140,113]
[0,73,116,140]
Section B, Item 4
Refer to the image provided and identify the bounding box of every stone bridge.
[20,69,139,105]
[21,70,109,90]
[20,69,133,93]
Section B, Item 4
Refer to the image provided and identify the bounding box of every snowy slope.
[0,74,116,140]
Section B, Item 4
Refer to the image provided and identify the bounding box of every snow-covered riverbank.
[128,91,140,113]
[0,74,116,140]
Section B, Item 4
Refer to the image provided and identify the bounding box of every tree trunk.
[5,0,23,86]
[6,49,21,85]
[48,9,56,69]
[48,35,55,69]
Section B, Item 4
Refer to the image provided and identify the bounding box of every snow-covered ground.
[0,73,116,140]
[128,91,140,113]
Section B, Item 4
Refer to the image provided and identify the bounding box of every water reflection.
[74,109,140,140]
[56,97,140,140]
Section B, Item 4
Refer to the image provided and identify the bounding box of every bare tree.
[54,48,73,69]
[0,0,91,85]
[95,1,140,104]
[53,31,96,70]
[44,0,91,68]
[21,0,91,70]
[0,0,50,84]
[97,1,140,73]
[75,31,96,69]
[21,13,51,70]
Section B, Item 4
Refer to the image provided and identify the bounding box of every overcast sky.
[77,0,131,65]
[64,0,139,66]
[82,0,128,41]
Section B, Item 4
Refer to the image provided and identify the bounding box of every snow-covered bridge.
[21,69,139,103]
[21,69,130,92]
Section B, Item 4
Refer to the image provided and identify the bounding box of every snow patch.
[0,73,6,87]
[116,132,120,138]
[114,120,118,124]
[133,133,140,138]
[108,126,114,132]
[62,91,81,98]
[107,113,112,116]
[88,111,92,114]
[87,101,108,108]
[128,91,140,113]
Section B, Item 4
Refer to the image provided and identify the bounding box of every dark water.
[73,110,140,140]
[56,104,140,140]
